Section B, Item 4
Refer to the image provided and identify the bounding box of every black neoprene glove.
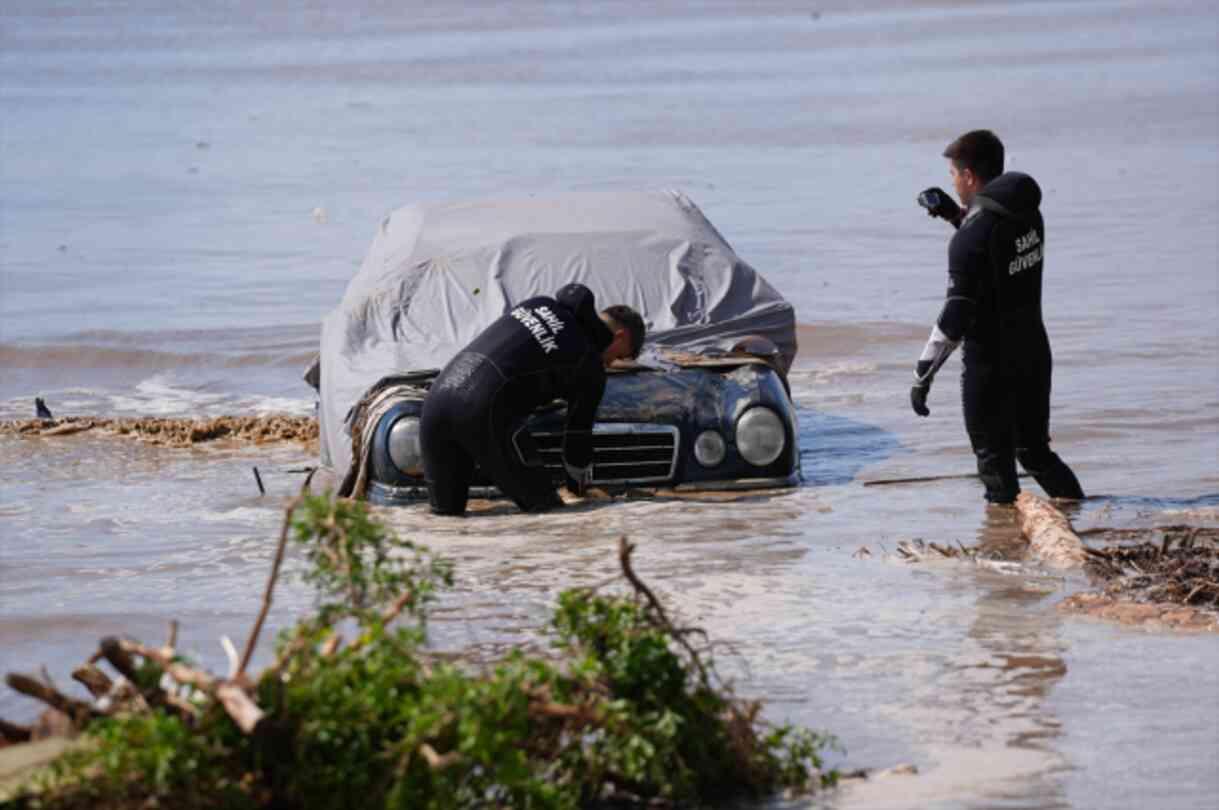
[917,187,962,226]
[910,360,933,417]
[910,380,931,417]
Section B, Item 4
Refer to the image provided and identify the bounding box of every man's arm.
[911,234,980,416]
[561,355,606,493]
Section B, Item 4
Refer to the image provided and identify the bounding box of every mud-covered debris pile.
[1081,527,1219,608]
[0,415,318,448]
[1059,526,1219,631]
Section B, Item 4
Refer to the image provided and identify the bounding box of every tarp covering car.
[315,189,797,482]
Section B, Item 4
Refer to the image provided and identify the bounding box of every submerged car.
[307,190,800,505]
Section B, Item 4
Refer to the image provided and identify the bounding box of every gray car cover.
[315,189,796,481]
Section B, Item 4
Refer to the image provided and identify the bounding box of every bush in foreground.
[10,495,836,809]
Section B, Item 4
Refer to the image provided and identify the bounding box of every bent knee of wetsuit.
[1016,445,1084,500]
[1015,444,1055,472]
[481,452,562,513]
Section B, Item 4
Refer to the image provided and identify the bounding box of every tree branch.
[0,717,33,743]
[617,537,711,688]
[4,673,100,728]
[239,494,303,678]
[71,664,114,699]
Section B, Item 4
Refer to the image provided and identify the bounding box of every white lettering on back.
[535,306,566,335]
[510,304,564,354]
[1009,228,1043,276]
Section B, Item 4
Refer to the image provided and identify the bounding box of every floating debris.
[0,415,317,449]
[895,538,977,561]
[1015,492,1086,568]
[881,511,1218,630]
[891,539,1025,575]
[1058,591,1217,631]
[839,762,918,782]
[1079,527,1219,609]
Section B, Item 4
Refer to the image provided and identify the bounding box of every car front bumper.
[366,470,800,507]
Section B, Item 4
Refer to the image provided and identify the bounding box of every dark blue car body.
[366,359,799,506]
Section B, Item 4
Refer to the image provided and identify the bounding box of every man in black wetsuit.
[420,283,645,516]
[912,129,1084,504]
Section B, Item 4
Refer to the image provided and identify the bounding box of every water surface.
[2,2,1217,808]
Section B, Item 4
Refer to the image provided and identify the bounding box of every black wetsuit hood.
[938,170,1050,362]
[556,282,614,353]
[974,172,1041,219]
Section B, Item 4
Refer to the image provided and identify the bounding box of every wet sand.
[2,1,1218,808]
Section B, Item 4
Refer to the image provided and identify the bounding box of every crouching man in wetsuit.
[912,129,1084,504]
[420,284,645,516]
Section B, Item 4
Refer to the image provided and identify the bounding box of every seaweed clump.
[3,494,836,809]
[0,415,317,448]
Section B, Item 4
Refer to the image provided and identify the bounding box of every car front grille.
[527,423,679,485]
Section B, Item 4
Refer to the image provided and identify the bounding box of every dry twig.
[0,717,34,743]
[618,537,711,688]
[4,673,100,729]
[418,742,462,771]
[239,494,304,678]
[70,665,113,699]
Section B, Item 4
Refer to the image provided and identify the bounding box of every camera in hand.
[916,186,961,224]
[917,189,943,211]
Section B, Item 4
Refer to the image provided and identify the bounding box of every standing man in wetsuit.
[911,129,1084,504]
[420,283,645,516]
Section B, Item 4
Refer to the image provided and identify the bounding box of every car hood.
[525,365,769,432]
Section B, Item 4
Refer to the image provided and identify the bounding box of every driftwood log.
[70,665,113,699]
[1013,496,1219,630]
[0,485,314,774]
[3,675,101,730]
[1014,493,1086,568]
[2,638,267,743]
[0,718,33,744]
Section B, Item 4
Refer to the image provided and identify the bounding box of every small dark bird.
[35,397,53,420]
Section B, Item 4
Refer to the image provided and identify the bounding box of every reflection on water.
[973,504,1028,561]
[1078,493,1219,521]
[798,407,903,487]
[828,507,1072,810]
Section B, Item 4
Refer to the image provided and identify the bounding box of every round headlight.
[735,407,785,467]
[693,430,726,467]
[387,417,423,476]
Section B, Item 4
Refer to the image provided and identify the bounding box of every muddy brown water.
[2,2,1218,807]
